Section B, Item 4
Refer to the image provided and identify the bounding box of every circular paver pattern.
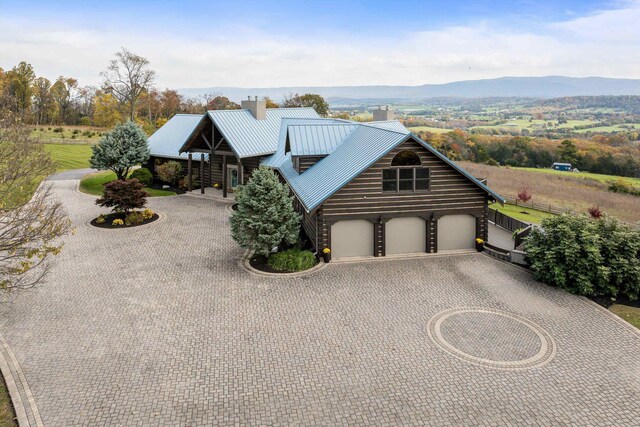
[428,307,556,369]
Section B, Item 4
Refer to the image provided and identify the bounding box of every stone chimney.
[241,96,266,120]
[372,105,394,121]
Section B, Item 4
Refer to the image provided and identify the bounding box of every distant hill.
[179,76,640,103]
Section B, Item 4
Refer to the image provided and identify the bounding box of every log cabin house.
[148,100,504,260]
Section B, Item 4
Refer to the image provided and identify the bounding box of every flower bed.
[90,209,159,229]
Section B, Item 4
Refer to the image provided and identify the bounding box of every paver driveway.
[0,176,639,426]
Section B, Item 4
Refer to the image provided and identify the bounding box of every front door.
[227,165,238,192]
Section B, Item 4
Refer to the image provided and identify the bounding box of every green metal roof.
[148,114,205,160]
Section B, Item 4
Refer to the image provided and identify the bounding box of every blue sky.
[0,0,638,88]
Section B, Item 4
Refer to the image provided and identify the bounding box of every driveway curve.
[0,176,638,426]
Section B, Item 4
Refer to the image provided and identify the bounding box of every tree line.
[0,48,330,133]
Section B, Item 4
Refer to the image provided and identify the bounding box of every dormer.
[285,123,357,173]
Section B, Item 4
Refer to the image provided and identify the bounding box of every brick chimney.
[372,105,394,121]
[241,96,266,120]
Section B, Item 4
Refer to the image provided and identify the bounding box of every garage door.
[437,214,476,251]
[331,220,374,259]
[386,217,426,255]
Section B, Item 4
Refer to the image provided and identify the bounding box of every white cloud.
[1,2,640,89]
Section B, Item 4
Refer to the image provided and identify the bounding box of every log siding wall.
[315,138,490,254]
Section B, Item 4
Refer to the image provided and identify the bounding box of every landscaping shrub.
[53,127,63,133]
[179,172,199,189]
[267,248,317,272]
[112,218,124,226]
[526,214,640,300]
[96,178,148,214]
[142,208,154,220]
[156,161,182,186]
[124,211,145,226]
[230,166,301,257]
[130,167,153,186]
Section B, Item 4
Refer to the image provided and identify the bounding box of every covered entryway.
[386,217,426,255]
[437,214,476,251]
[331,220,374,259]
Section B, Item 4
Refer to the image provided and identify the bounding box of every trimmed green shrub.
[156,161,182,185]
[525,214,640,300]
[90,121,150,181]
[124,211,145,226]
[268,248,317,272]
[130,167,153,186]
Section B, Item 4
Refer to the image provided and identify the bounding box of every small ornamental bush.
[179,172,199,189]
[112,218,124,226]
[267,248,317,272]
[157,161,182,185]
[588,206,604,219]
[130,167,153,186]
[517,187,532,203]
[525,214,640,300]
[96,215,106,224]
[124,211,145,226]
[96,179,148,214]
[230,167,301,257]
[142,208,154,220]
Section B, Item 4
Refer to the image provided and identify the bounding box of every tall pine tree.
[230,167,301,257]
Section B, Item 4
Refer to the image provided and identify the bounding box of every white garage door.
[437,214,476,251]
[331,220,374,259]
[386,217,426,255]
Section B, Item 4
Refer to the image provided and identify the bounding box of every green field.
[573,124,640,134]
[515,167,640,190]
[407,126,452,134]
[79,171,175,197]
[489,202,555,224]
[44,144,93,171]
[470,119,596,132]
[32,125,105,143]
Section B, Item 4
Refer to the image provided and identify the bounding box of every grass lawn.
[489,202,555,224]
[0,374,17,427]
[79,171,176,197]
[515,167,640,190]
[609,304,640,329]
[44,144,93,171]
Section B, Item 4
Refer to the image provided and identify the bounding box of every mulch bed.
[90,212,159,229]
[249,253,320,274]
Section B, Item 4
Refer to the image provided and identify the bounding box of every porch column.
[187,153,193,192]
[238,159,243,185]
[200,153,205,194]
[222,154,227,198]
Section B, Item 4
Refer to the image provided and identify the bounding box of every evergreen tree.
[230,167,301,257]
[90,121,150,180]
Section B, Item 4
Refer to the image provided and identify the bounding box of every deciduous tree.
[0,114,72,291]
[282,93,329,116]
[93,92,122,127]
[101,48,156,120]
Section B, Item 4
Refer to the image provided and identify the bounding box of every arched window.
[383,150,429,192]
[391,150,421,166]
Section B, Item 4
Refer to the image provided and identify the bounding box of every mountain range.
[178,76,640,103]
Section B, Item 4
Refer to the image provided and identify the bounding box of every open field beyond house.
[44,144,93,171]
[460,162,640,224]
